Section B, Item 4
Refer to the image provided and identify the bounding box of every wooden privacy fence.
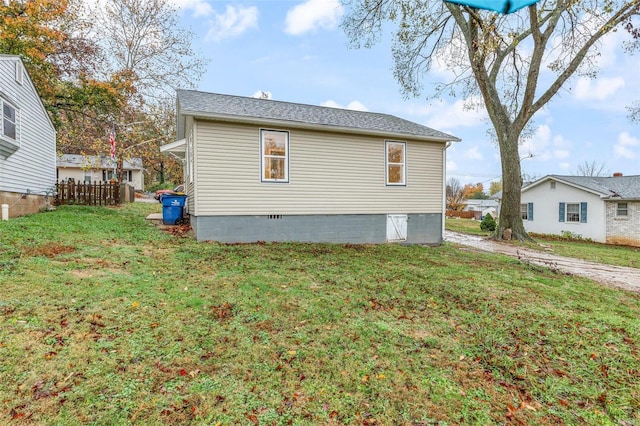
[446,210,478,219]
[54,181,134,206]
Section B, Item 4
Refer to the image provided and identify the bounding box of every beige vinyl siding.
[193,120,444,216]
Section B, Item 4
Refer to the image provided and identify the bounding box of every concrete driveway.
[444,231,640,293]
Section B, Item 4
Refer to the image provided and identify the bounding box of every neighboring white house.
[521,174,640,246]
[163,90,460,243]
[56,154,144,191]
[0,55,56,218]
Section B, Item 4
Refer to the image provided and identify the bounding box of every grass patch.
[529,235,640,269]
[445,217,492,236]
[446,218,640,269]
[1,205,639,424]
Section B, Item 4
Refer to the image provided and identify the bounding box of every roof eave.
[522,175,608,196]
[603,196,640,201]
[179,109,460,143]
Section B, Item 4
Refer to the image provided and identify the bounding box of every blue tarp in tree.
[446,0,540,14]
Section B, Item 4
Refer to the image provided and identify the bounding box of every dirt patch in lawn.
[445,231,640,293]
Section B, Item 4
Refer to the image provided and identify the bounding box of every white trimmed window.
[566,203,580,222]
[261,129,289,182]
[617,202,628,217]
[386,141,406,185]
[1,100,17,141]
[521,203,528,220]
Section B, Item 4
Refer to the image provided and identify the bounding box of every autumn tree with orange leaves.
[0,0,205,187]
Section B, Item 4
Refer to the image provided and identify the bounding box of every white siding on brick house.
[0,55,56,196]
[606,201,640,246]
[190,120,444,216]
[521,179,606,242]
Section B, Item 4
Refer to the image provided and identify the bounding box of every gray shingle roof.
[525,175,640,199]
[176,90,460,142]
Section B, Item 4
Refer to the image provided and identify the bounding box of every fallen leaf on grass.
[210,302,233,321]
[156,362,171,373]
[10,408,25,419]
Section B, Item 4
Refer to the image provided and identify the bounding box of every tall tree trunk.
[496,132,530,241]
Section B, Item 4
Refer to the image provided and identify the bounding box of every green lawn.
[445,216,492,236]
[1,205,639,425]
[446,217,640,268]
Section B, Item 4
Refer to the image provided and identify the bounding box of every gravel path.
[444,231,640,293]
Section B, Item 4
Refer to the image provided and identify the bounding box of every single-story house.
[163,90,460,243]
[461,199,499,219]
[521,174,640,246]
[0,55,56,218]
[56,154,144,191]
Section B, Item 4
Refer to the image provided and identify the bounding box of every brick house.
[520,174,640,246]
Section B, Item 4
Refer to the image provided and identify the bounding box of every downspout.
[442,141,453,240]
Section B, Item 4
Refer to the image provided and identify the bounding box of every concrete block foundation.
[191,213,442,245]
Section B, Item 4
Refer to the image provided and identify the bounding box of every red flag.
[109,126,116,162]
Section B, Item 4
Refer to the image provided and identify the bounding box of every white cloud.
[521,125,572,164]
[252,90,272,99]
[464,146,483,160]
[171,0,214,17]
[285,0,343,35]
[574,77,625,101]
[423,98,487,130]
[446,160,458,172]
[614,131,639,159]
[521,124,551,160]
[205,5,258,42]
[321,100,368,111]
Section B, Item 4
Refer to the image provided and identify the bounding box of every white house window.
[103,170,116,181]
[521,203,528,220]
[617,202,628,217]
[559,202,587,223]
[261,129,289,182]
[550,181,556,190]
[566,203,580,222]
[84,170,92,183]
[386,141,406,185]
[2,100,17,141]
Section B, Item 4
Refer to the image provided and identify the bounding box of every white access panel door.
[387,214,408,241]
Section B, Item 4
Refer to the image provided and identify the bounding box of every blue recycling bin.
[162,194,187,225]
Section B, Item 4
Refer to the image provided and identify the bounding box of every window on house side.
[386,141,406,185]
[550,181,556,189]
[261,129,289,182]
[566,203,580,222]
[520,203,528,220]
[617,202,628,217]
[2,101,17,140]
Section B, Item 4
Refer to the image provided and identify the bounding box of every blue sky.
[173,0,640,186]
